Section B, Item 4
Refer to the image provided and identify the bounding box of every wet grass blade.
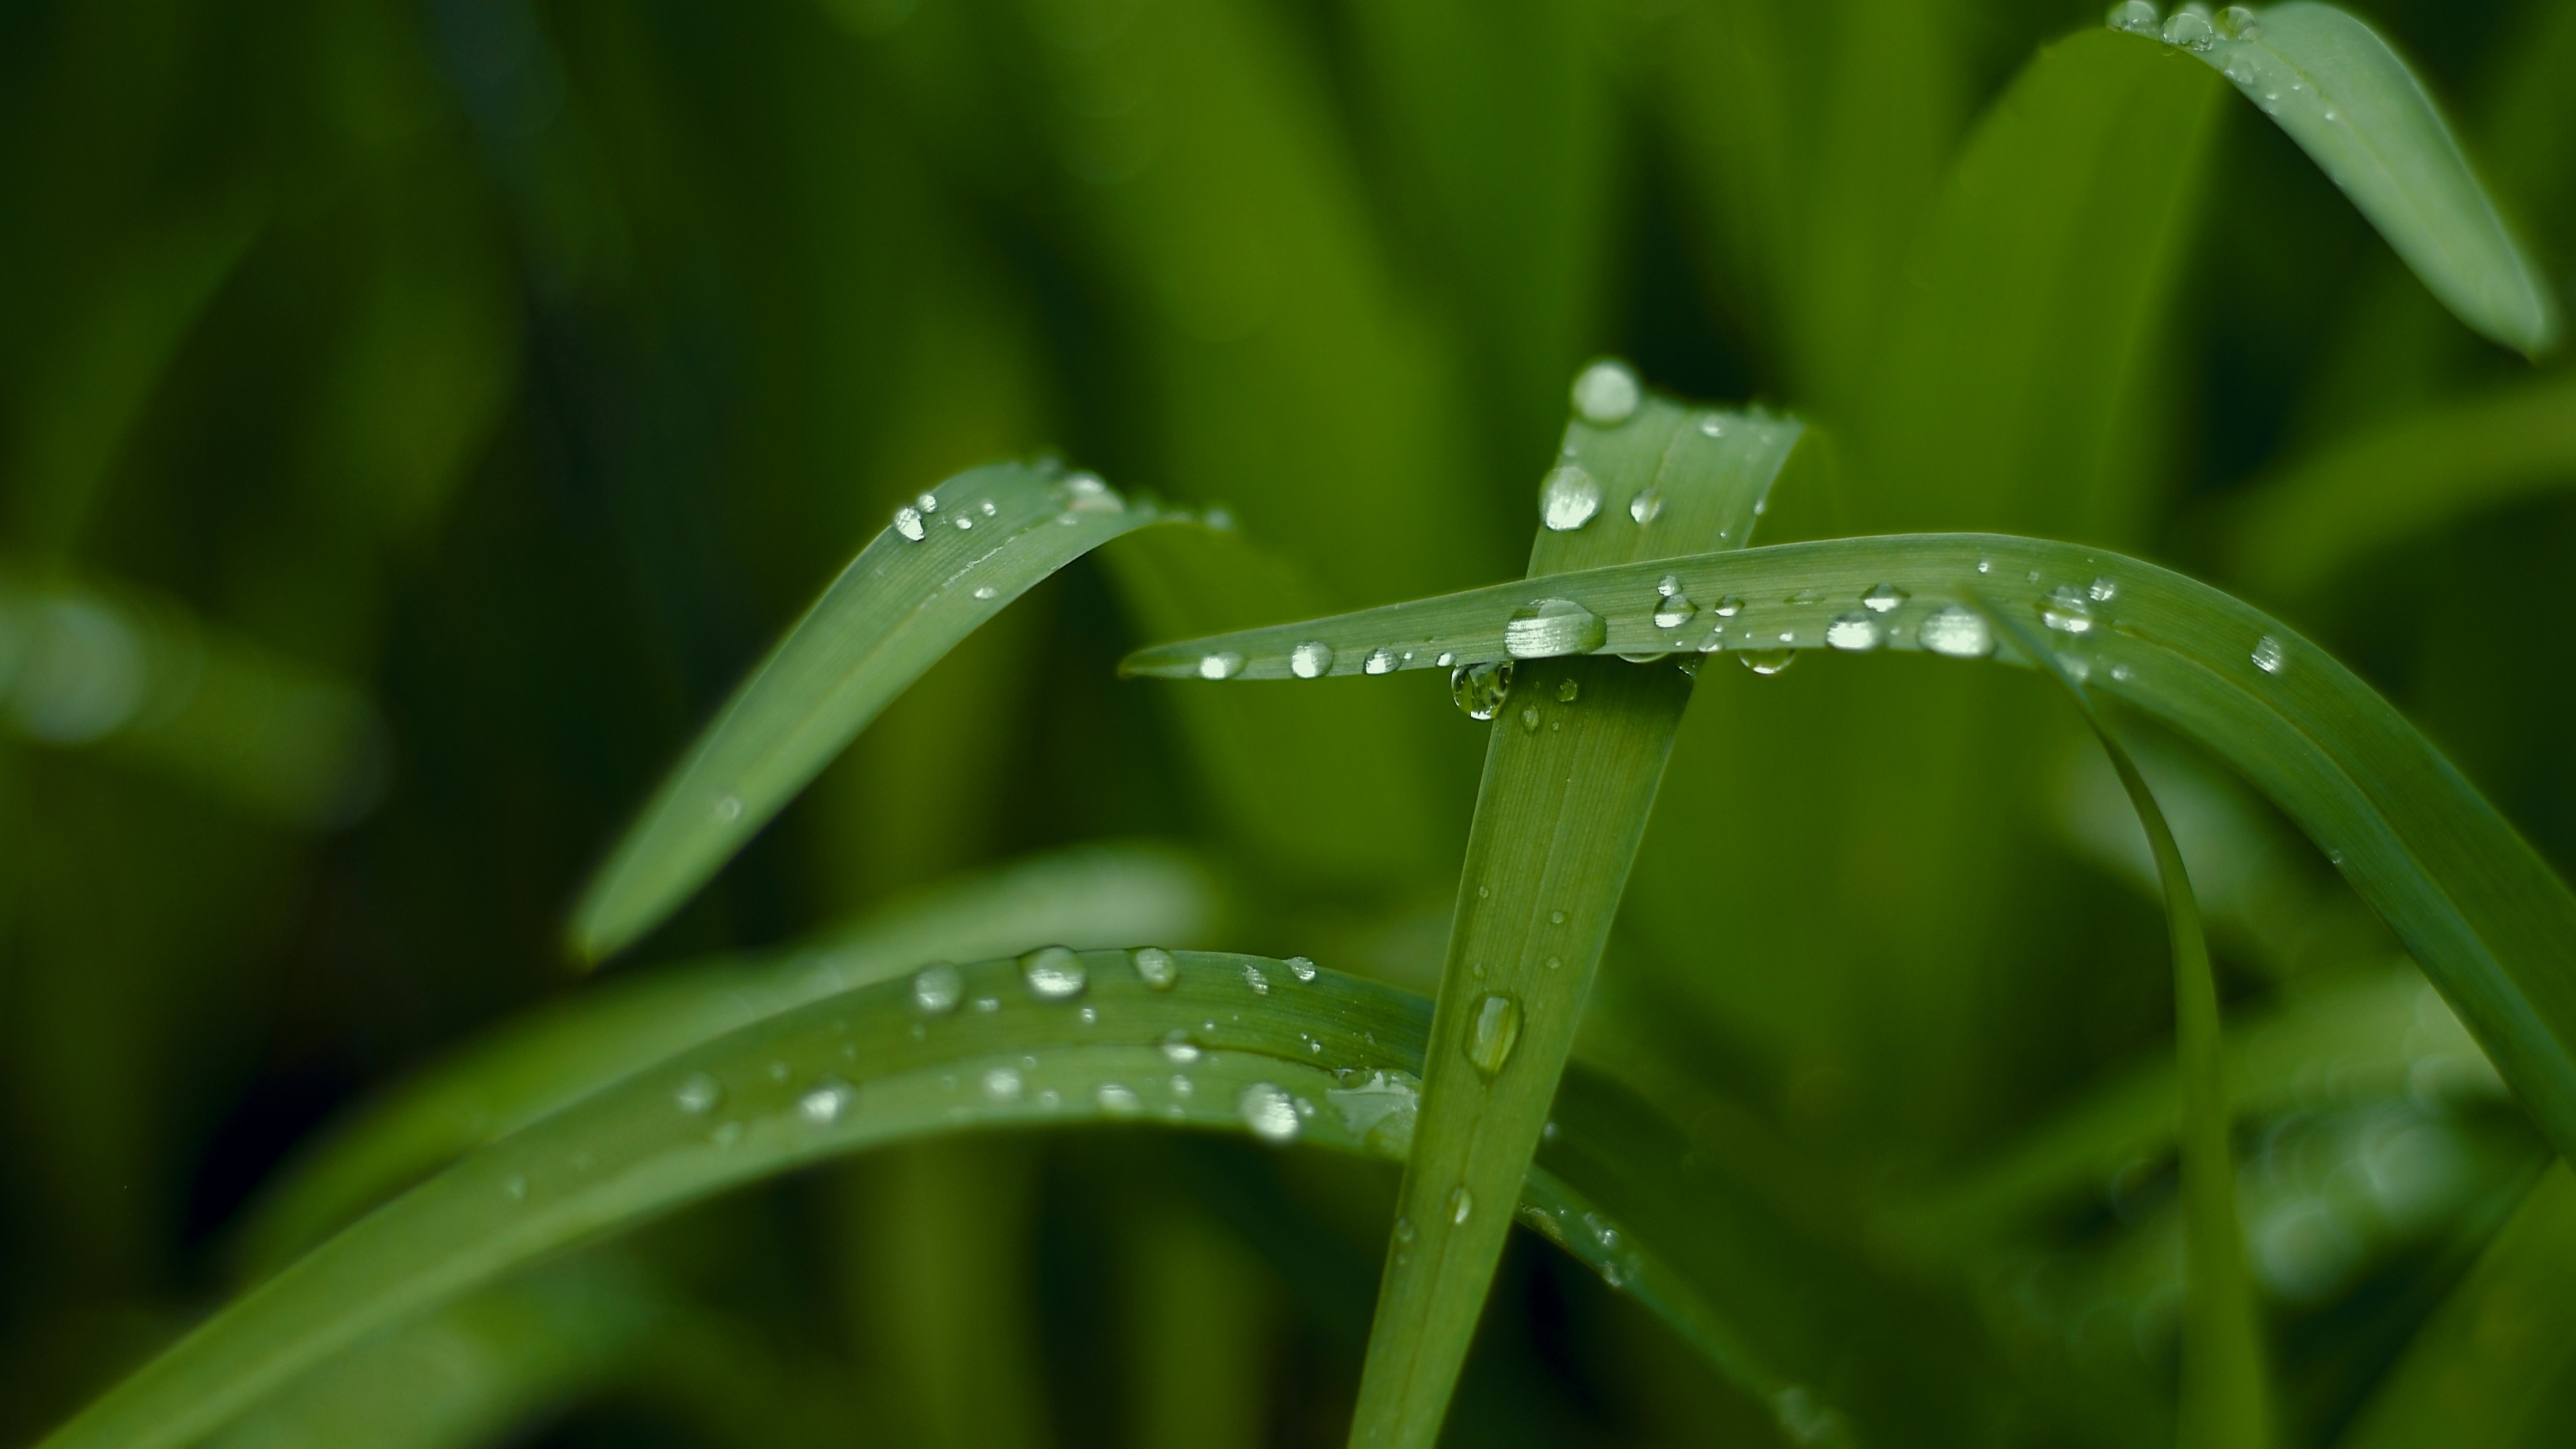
[1121,533,2576,1166]
[1346,378,1803,1449]
[241,843,1218,1272]
[42,953,1778,1449]
[1992,604,2267,1449]
[2145,2,2561,355]
[569,462,1177,961]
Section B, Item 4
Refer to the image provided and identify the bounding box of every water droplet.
[712,793,743,822]
[973,995,1000,1014]
[1628,488,1663,525]
[1290,641,1334,678]
[1549,910,1566,924]
[1239,1081,1301,1143]
[1713,594,1743,616]
[1825,612,1883,651]
[1060,472,1124,512]
[2041,584,2095,634]
[1519,705,1540,733]
[1918,604,1994,659]
[983,1066,1024,1102]
[1242,963,1269,995]
[1697,415,1727,437]
[1364,646,1398,675]
[1077,1006,1097,1025]
[917,492,940,513]
[1505,598,1607,659]
[913,963,965,1015]
[503,1174,529,1201]
[894,506,927,541]
[801,1077,853,1124]
[1464,993,1523,1076]
[1198,651,1244,680]
[1539,465,1603,531]
[1159,1029,1202,1065]
[1328,1069,1421,1153]
[953,515,975,531]
[2088,576,2118,603]
[1131,947,1179,990]
[2218,5,2257,38]
[1285,955,1318,981]
[1096,1083,1142,1116]
[769,1061,792,1083]
[2252,635,2286,674]
[1020,945,1087,1000]
[1654,590,1699,629]
[2163,8,2215,49]
[1436,651,1456,668]
[1738,648,1797,676]
[1450,1185,1474,1224]
[1570,360,1641,425]
[675,1073,724,1115]
[2106,0,2158,35]
[1450,659,1515,720]
[2222,52,2257,84]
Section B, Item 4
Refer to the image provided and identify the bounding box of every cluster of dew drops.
[2106,3,2259,51]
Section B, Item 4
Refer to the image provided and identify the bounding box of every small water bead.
[712,794,743,822]
[2041,584,2095,634]
[2222,52,2257,84]
[1918,604,1995,659]
[913,962,965,1015]
[2218,5,2257,38]
[1698,415,1727,437]
[1505,598,1608,659]
[1363,646,1399,675]
[2163,7,2215,49]
[973,996,1001,1014]
[1436,651,1456,668]
[1627,488,1663,525]
[504,1175,529,1201]
[2252,635,2286,674]
[1060,472,1123,512]
[710,1121,743,1148]
[1450,1186,1474,1225]
[917,492,939,513]
[1243,963,1270,995]
[1549,910,1566,924]
[1096,1083,1142,1116]
[1539,465,1603,531]
[1077,1006,1097,1025]
[1285,955,1318,982]
[769,1061,792,1083]
[953,515,975,531]
[972,586,999,600]
[2088,576,2118,603]
[1130,946,1179,990]
[1713,594,1743,617]
[1570,360,1642,426]
[673,1073,724,1116]
[1862,582,1908,614]
[1738,648,1798,676]
[1198,651,1244,680]
[1465,993,1523,1076]
[1653,591,1699,629]
[984,1066,1024,1102]
[1519,705,1540,733]
[894,506,928,541]
[2106,0,2158,34]
[1289,641,1334,679]
[1239,1081,1302,1144]
[1825,612,1883,651]
[1020,945,1088,1000]
[1451,659,1514,720]
[800,1077,854,1125]
[1159,1028,1202,1065]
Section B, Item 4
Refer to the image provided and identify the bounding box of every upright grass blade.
[1121,533,2576,1167]
[1992,605,2267,1449]
[241,842,1218,1271]
[2336,1162,2576,1449]
[41,953,1784,1449]
[2121,2,2562,356]
[569,461,1177,961]
[2222,372,2576,598]
[1345,376,1804,1449]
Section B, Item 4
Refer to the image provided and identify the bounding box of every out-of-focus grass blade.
[43,953,1783,1449]
[1122,533,2576,1165]
[2336,1163,2576,1449]
[2142,2,2561,356]
[2222,372,2576,598]
[241,842,1218,1272]
[570,461,1177,962]
[1347,376,1802,1449]
[1993,604,2267,1449]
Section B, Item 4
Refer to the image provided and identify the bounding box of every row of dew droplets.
[889,468,1129,544]
[2106,3,2258,49]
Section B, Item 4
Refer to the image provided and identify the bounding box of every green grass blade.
[2149,3,2562,356]
[240,842,1218,1273]
[42,953,1782,1449]
[2336,1162,2576,1449]
[1120,532,2576,1165]
[568,461,1177,961]
[2222,372,2576,598]
[1348,378,1803,1449]
[1992,605,2267,1449]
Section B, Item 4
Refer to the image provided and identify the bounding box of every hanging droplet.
[1825,612,1883,651]
[2106,0,2158,34]
[1627,488,1662,525]
[1554,678,1579,704]
[1570,360,1641,426]
[1285,955,1318,981]
[1539,465,1603,531]
[2041,584,2094,634]
[1653,591,1699,630]
[1861,583,1908,614]
[1464,993,1523,1076]
[800,1077,853,1125]
[674,1073,724,1115]
[983,1066,1024,1102]
[1020,945,1088,1001]
[1198,651,1244,680]
[1505,598,1608,659]
[2162,7,2215,48]
[894,506,927,542]
[1917,604,1995,659]
[1450,1185,1474,1224]
[1130,947,1179,991]
[913,963,965,1015]
[1450,660,1515,720]
[1290,641,1334,679]
[1159,1028,1202,1065]
[2251,635,2286,674]
[1238,1082,1301,1144]
[1738,648,1797,676]
[1364,646,1398,675]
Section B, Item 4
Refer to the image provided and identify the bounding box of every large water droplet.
[1451,660,1514,720]
[1465,994,1523,1076]
[674,1073,724,1115]
[1239,1081,1301,1143]
[1738,648,1797,676]
[1862,583,1908,614]
[1505,598,1607,659]
[1363,646,1398,675]
[1199,651,1244,680]
[1539,465,1603,531]
[2106,0,2158,34]
[1130,947,1179,991]
[1627,488,1663,525]
[801,1077,854,1125]
[1918,604,1994,659]
[2218,5,2257,38]
[913,963,965,1015]
[2252,635,2286,674]
[1290,641,1334,679]
[2222,52,2257,84]
[1570,360,1641,426]
[1450,1185,1474,1224]
[1825,612,1882,651]
[2163,7,2215,48]
[1020,946,1087,1001]
[2041,584,2094,634]
[983,1066,1024,1102]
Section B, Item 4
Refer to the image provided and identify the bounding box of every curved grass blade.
[1348,379,1803,1449]
[240,842,1218,1272]
[570,461,1179,962]
[2145,3,2561,355]
[1991,604,2266,1449]
[1121,533,2576,1166]
[2223,372,2576,598]
[42,953,1796,1449]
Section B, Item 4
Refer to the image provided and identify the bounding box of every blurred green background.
[3,0,2571,1443]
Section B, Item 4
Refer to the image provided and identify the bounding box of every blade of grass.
[239,841,1219,1273]
[568,460,1179,961]
[1991,602,2267,1449]
[1121,532,2576,1166]
[2141,2,2562,356]
[41,952,1799,1449]
[1345,378,1803,1449]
